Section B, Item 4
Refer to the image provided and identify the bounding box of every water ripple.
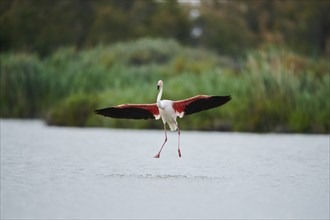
[95,173,230,182]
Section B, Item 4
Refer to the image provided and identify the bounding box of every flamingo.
[95,80,231,158]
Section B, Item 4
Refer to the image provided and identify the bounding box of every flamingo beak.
[157,85,160,90]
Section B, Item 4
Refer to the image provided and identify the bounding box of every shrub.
[0,53,48,117]
[46,94,99,127]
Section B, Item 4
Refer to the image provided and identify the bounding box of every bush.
[0,53,48,117]
[46,94,99,127]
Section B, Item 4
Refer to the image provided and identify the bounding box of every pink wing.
[95,103,160,120]
[173,95,231,116]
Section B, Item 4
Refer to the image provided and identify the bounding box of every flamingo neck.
[157,86,163,108]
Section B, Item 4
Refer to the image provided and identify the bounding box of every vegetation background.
[0,0,329,133]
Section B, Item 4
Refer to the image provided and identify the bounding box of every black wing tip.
[94,108,106,115]
[184,95,231,116]
[213,95,231,103]
[94,106,155,120]
[94,107,114,117]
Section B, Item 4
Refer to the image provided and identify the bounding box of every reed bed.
[1,39,328,133]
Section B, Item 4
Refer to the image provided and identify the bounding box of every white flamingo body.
[159,103,178,131]
[95,80,231,158]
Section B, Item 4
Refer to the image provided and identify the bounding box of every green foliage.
[198,0,330,57]
[0,38,329,133]
[99,38,180,66]
[45,93,99,127]
[0,0,192,56]
[1,0,329,57]
[0,53,48,117]
[231,48,330,132]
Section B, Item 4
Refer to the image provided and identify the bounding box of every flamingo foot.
[178,149,181,157]
[154,154,160,158]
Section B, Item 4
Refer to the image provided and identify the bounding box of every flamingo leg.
[177,123,181,157]
[154,124,167,158]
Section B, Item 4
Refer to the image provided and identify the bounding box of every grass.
[0,38,329,133]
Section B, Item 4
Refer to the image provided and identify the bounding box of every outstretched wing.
[95,104,160,120]
[173,95,231,117]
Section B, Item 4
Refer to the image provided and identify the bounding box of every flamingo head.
[157,80,163,90]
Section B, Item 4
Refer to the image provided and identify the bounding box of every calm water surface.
[1,119,329,219]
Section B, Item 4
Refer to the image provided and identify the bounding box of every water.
[1,119,329,219]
